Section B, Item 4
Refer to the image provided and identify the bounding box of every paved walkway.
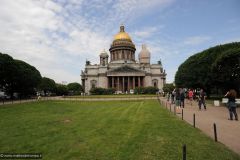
[159,97,240,155]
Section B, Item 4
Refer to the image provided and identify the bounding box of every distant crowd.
[166,88,238,121]
[166,88,206,110]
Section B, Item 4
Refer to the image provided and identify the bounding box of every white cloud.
[184,36,211,45]
[133,26,160,39]
[0,0,175,83]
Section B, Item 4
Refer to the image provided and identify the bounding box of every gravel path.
[159,97,240,155]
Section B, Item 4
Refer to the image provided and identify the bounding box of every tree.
[38,77,56,96]
[0,53,16,96]
[67,82,82,95]
[13,60,41,97]
[211,48,240,94]
[175,42,240,96]
[55,84,68,96]
[0,53,41,98]
[162,83,175,93]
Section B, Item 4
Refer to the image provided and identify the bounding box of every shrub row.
[134,86,159,94]
[90,87,116,95]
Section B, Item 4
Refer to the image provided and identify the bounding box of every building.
[81,25,166,94]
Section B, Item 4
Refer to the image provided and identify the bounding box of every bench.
[222,98,240,104]
[237,99,240,104]
[222,98,228,103]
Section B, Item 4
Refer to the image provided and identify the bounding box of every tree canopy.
[55,84,68,96]
[175,42,240,95]
[13,60,41,96]
[0,53,16,95]
[162,83,175,93]
[38,77,56,95]
[67,82,83,95]
[0,53,41,97]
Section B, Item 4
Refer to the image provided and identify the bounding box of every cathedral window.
[91,80,97,89]
[102,58,105,66]
[152,79,158,87]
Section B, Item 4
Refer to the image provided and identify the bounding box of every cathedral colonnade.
[108,76,144,92]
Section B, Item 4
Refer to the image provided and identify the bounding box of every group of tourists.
[166,88,238,121]
[167,88,206,109]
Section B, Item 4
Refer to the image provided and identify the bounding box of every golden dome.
[113,25,132,41]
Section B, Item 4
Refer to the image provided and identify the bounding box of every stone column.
[117,77,120,91]
[128,76,130,91]
[143,77,145,87]
[138,77,141,87]
[133,77,135,89]
[112,77,114,88]
[123,77,125,92]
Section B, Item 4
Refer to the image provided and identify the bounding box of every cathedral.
[81,25,166,94]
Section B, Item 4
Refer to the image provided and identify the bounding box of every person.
[198,89,206,110]
[175,88,180,107]
[180,88,185,108]
[167,92,170,102]
[171,89,176,104]
[224,89,238,121]
[188,89,193,106]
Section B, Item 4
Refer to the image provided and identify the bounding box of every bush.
[55,84,68,96]
[90,87,116,95]
[134,86,159,94]
[163,83,175,93]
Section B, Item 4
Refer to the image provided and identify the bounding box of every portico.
[108,76,144,92]
[107,65,145,92]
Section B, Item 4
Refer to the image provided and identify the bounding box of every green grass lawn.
[0,100,239,160]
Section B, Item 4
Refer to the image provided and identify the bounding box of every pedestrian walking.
[224,89,238,121]
[171,89,176,104]
[188,89,193,106]
[167,92,170,102]
[198,89,206,110]
[175,88,180,107]
[180,88,185,108]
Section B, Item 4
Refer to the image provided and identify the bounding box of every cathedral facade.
[81,25,166,94]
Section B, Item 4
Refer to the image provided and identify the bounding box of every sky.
[0,0,240,84]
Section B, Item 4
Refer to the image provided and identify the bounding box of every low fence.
[157,96,220,160]
[0,96,159,106]
[0,98,38,105]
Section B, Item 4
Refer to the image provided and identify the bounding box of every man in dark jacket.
[198,89,206,110]
[180,88,185,108]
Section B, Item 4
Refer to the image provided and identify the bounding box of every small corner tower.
[99,49,109,66]
[139,44,150,64]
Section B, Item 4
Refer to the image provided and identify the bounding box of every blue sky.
[0,0,239,84]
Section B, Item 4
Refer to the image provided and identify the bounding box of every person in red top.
[188,89,193,106]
